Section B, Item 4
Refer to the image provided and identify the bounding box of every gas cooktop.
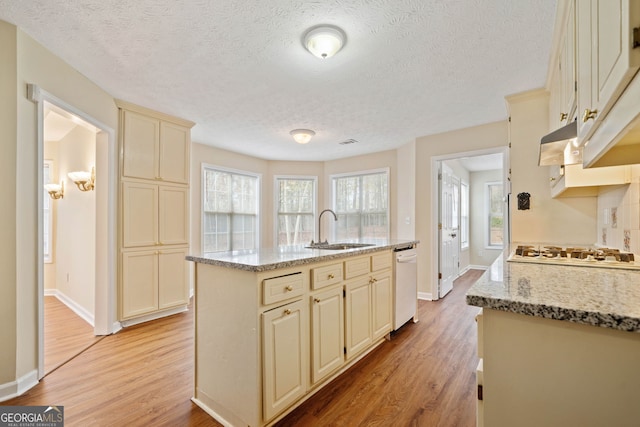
[507,245,639,270]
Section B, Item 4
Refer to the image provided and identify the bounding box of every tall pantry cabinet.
[116,100,195,324]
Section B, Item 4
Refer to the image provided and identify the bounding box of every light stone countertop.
[186,239,418,272]
[466,253,640,332]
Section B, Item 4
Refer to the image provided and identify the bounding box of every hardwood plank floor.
[44,296,103,375]
[6,270,483,427]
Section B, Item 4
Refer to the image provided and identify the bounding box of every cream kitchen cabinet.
[311,286,344,385]
[262,299,308,422]
[122,181,188,247]
[344,276,373,359]
[117,101,193,184]
[190,247,400,426]
[576,0,640,145]
[117,100,194,324]
[120,247,189,319]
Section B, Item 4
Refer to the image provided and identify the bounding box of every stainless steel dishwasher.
[394,246,417,330]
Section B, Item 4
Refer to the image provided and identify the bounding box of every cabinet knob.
[369,277,378,284]
[155,176,163,181]
[328,273,335,279]
[314,298,321,303]
[559,112,568,121]
[582,108,598,123]
[284,309,292,315]
[285,285,293,292]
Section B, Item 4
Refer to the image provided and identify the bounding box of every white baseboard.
[468,265,489,271]
[120,305,188,328]
[46,290,95,327]
[0,369,38,403]
[418,292,433,301]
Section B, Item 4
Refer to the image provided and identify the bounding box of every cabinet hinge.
[477,384,483,401]
[508,142,511,148]
[508,116,511,122]
[633,27,640,49]
[438,223,442,230]
[438,272,442,279]
[574,80,577,91]
[344,347,347,355]
[343,289,346,298]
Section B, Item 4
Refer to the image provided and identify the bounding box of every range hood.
[538,120,581,166]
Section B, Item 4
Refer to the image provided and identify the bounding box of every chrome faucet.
[313,209,337,245]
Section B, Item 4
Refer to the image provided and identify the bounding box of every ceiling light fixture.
[290,129,316,144]
[303,25,346,59]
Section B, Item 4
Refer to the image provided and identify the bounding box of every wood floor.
[44,296,103,375]
[6,269,484,427]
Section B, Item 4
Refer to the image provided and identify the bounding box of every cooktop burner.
[508,245,639,270]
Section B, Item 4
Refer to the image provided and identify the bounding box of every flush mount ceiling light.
[303,25,346,59]
[290,129,316,144]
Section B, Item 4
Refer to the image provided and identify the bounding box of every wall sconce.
[68,166,95,191]
[290,129,315,144]
[44,181,64,200]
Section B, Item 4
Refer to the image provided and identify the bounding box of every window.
[486,181,504,248]
[202,166,260,253]
[275,176,316,247]
[460,181,469,249]
[332,169,389,241]
[43,161,53,263]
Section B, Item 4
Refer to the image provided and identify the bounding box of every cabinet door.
[121,250,158,319]
[344,278,372,359]
[372,272,393,340]
[158,186,188,245]
[311,287,345,384]
[158,248,189,309]
[159,121,190,184]
[122,181,158,247]
[122,110,160,180]
[577,0,640,142]
[263,300,307,422]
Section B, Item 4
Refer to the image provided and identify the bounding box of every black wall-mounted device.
[517,192,531,210]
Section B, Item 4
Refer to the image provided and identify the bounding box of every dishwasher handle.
[396,254,417,263]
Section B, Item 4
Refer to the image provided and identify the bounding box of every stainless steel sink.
[306,243,375,250]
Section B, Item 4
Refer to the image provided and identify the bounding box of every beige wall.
[396,141,416,241]
[54,127,97,316]
[0,20,18,387]
[0,21,118,392]
[507,90,597,245]
[415,121,509,297]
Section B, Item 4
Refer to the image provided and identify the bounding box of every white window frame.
[460,180,469,250]
[43,160,54,263]
[201,164,261,253]
[485,181,504,249]
[331,167,390,241]
[274,175,317,247]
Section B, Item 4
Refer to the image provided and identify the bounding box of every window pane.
[488,183,503,247]
[277,214,314,246]
[203,167,259,252]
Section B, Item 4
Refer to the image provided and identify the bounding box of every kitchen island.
[466,254,640,427]
[187,239,417,427]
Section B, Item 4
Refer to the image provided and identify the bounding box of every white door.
[439,162,460,298]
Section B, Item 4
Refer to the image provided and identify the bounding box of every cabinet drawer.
[371,252,392,272]
[263,272,304,305]
[311,263,343,290]
[344,256,371,279]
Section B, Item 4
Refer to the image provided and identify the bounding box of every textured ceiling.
[0,0,557,161]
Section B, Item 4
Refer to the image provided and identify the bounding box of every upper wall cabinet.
[118,100,194,184]
[576,0,640,145]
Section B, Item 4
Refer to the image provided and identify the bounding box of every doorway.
[433,148,509,300]
[30,85,118,379]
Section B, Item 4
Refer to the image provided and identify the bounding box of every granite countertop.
[186,239,418,272]
[466,254,640,332]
